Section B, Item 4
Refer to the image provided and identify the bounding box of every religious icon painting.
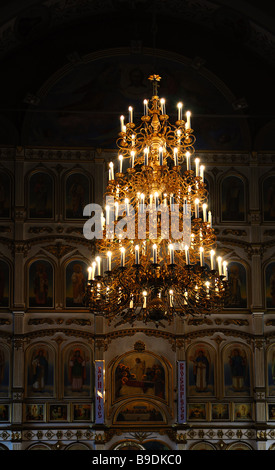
[28,172,54,219]
[224,261,247,309]
[187,343,215,397]
[64,345,91,397]
[114,400,166,425]
[65,260,88,308]
[72,404,92,422]
[187,403,207,420]
[267,403,275,421]
[0,404,10,422]
[112,351,168,404]
[0,260,10,308]
[0,347,9,397]
[65,173,90,219]
[262,175,275,222]
[221,175,245,222]
[0,171,11,219]
[25,404,45,422]
[265,262,275,309]
[26,345,55,398]
[28,260,54,308]
[223,344,251,397]
[211,403,230,421]
[49,404,68,422]
[233,403,252,421]
[266,345,275,396]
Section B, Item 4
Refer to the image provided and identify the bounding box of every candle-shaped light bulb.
[208,211,212,227]
[118,154,123,173]
[135,245,140,265]
[185,245,190,265]
[152,244,157,264]
[169,244,174,264]
[143,291,147,308]
[223,261,228,277]
[128,106,133,123]
[140,193,145,213]
[177,102,183,120]
[185,151,191,171]
[91,261,96,280]
[195,198,200,218]
[160,98,166,114]
[120,247,125,267]
[96,256,101,276]
[202,203,207,222]
[109,161,114,180]
[107,251,112,271]
[120,115,125,132]
[144,147,149,165]
[173,147,178,166]
[195,157,200,177]
[143,99,148,116]
[169,289,174,307]
[159,146,163,165]
[210,250,215,270]
[217,256,222,276]
[186,110,191,129]
[199,246,204,267]
[114,201,119,220]
[88,266,92,280]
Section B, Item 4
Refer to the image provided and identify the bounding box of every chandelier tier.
[84,75,228,327]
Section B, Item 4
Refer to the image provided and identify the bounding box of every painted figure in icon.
[192,350,210,392]
[69,349,87,392]
[229,348,247,391]
[69,176,85,218]
[31,349,48,393]
[34,263,49,305]
[71,263,85,304]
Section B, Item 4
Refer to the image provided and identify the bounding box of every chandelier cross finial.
[148,74,161,96]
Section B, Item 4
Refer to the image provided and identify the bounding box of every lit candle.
[200,165,205,182]
[210,250,215,270]
[130,150,135,168]
[96,256,101,276]
[159,146,163,165]
[120,115,125,132]
[140,193,145,213]
[177,102,183,120]
[109,162,114,180]
[169,289,173,307]
[217,256,222,276]
[143,99,148,116]
[128,106,133,123]
[154,192,159,209]
[169,244,174,264]
[130,297,134,309]
[125,198,129,216]
[120,247,125,267]
[177,129,181,145]
[186,110,191,129]
[160,98,166,114]
[195,198,200,218]
[186,151,191,171]
[88,266,92,280]
[114,201,119,220]
[152,244,157,264]
[107,251,112,271]
[199,246,204,267]
[185,245,190,265]
[173,147,178,166]
[208,211,212,227]
[135,245,140,264]
[118,154,123,173]
[195,158,200,177]
[144,147,149,165]
[131,134,135,147]
[143,291,147,308]
[202,203,207,222]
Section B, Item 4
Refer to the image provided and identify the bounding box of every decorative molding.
[42,242,76,259]
[133,340,146,352]
[28,227,54,234]
[222,229,247,237]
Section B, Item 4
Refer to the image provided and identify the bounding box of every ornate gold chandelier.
[84,75,228,327]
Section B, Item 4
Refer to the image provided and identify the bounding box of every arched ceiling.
[0,0,274,150]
